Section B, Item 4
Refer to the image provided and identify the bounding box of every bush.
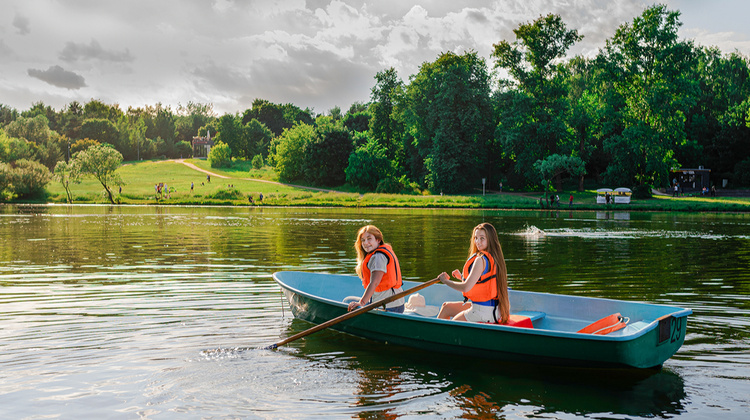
[345,139,390,190]
[251,154,264,169]
[208,141,232,168]
[7,159,52,198]
[376,175,420,194]
[206,188,243,200]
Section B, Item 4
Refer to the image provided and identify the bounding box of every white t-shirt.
[367,252,404,308]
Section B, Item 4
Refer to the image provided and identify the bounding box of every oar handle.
[267,277,441,349]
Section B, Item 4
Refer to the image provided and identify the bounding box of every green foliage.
[345,139,391,190]
[343,110,371,133]
[74,144,124,204]
[304,117,353,186]
[10,159,52,198]
[242,99,313,138]
[208,141,232,168]
[70,138,100,155]
[243,118,274,158]
[376,175,420,195]
[492,13,582,186]
[0,162,10,198]
[251,154,264,170]
[53,159,82,203]
[370,68,405,162]
[206,188,243,200]
[80,118,120,150]
[174,140,193,158]
[534,154,586,202]
[271,123,315,182]
[406,51,494,193]
[0,130,35,162]
[599,4,697,188]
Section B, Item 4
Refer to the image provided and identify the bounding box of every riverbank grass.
[40,159,750,211]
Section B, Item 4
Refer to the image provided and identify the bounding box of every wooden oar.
[265,277,441,350]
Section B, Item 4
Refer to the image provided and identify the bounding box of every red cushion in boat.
[504,314,533,328]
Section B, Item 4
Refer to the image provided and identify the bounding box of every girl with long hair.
[437,222,510,323]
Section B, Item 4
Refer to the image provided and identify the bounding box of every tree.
[216,114,243,159]
[370,68,405,162]
[533,154,586,205]
[251,154,264,169]
[243,118,274,158]
[598,5,698,188]
[53,159,82,203]
[271,123,316,182]
[208,141,232,168]
[75,144,123,204]
[0,130,35,162]
[4,114,63,169]
[304,117,354,186]
[80,119,120,149]
[345,138,391,190]
[242,99,314,138]
[492,13,583,187]
[405,51,494,193]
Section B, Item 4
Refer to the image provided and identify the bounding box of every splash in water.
[520,225,546,237]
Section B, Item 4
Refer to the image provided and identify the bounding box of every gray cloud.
[13,13,30,35]
[59,40,134,63]
[27,65,87,90]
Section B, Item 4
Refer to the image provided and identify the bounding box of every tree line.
[2,4,750,202]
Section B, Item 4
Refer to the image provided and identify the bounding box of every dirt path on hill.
[173,159,342,193]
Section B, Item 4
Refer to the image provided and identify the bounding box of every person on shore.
[569,193,574,208]
[348,225,405,313]
[437,222,510,324]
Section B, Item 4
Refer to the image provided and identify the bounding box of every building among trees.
[192,131,214,158]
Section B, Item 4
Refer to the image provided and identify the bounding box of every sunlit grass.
[39,159,750,211]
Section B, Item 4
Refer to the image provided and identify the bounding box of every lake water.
[1,205,748,419]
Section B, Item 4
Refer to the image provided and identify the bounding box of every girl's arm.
[348,270,384,311]
[438,257,485,293]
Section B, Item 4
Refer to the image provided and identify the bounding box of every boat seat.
[512,311,546,322]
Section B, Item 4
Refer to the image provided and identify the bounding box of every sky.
[1,0,749,116]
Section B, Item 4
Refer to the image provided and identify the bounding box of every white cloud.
[0,0,748,115]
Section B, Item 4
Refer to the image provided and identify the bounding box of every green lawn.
[39,159,750,211]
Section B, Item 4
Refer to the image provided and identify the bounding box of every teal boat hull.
[273,271,691,369]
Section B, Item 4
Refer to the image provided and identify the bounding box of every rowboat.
[273,271,691,369]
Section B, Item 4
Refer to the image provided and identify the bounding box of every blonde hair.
[469,223,510,323]
[354,225,384,277]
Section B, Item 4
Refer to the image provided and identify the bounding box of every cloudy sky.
[1,0,749,116]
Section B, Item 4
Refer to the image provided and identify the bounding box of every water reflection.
[1,205,749,419]
[285,319,687,419]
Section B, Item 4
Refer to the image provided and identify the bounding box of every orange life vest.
[462,251,497,303]
[361,243,402,292]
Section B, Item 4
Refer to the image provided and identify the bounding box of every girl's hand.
[452,269,462,280]
[348,301,361,311]
[438,272,450,283]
